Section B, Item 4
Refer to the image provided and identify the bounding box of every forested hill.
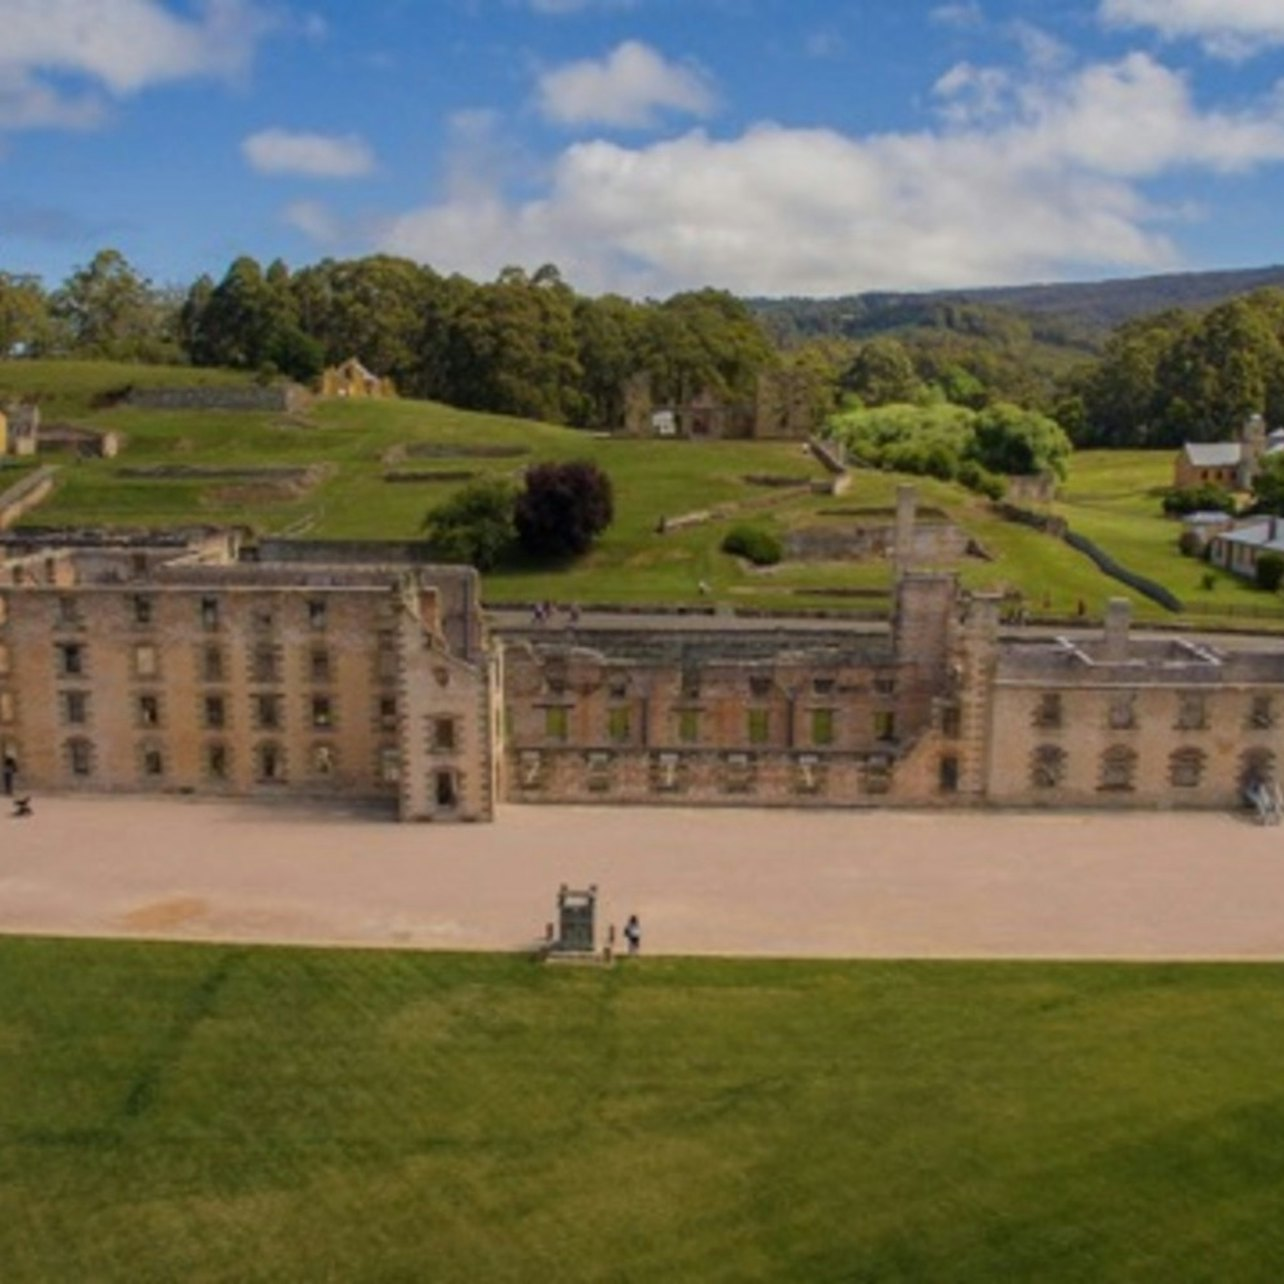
[752,263,1284,347]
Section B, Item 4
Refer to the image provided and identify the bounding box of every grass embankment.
[2,938,1283,1283]
[2,360,1273,619]
[1055,451,1278,621]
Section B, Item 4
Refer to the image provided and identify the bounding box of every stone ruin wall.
[125,385,311,413]
[784,522,970,563]
[499,575,972,810]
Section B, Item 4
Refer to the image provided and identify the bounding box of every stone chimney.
[1103,597,1131,662]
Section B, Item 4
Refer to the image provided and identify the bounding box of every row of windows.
[552,674,899,700]
[1030,744,1274,791]
[51,595,336,633]
[1033,692,1276,732]
[50,692,414,737]
[63,738,405,785]
[519,749,897,796]
[541,705,897,747]
[52,641,398,684]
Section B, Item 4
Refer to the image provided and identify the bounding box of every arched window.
[1169,747,1205,789]
[1030,744,1066,789]
[1240,747,1276,791]
[1099,745,1137,792]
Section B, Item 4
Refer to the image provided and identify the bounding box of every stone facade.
[501,574,973,809]
[5,529,1284,820]
[1173,414,1269,491]
[499,587,1284,813]
[621,371,820,441]
[0,539,497,821]
[986,602,1284,809]
[320,358,395,400]
[0,403,39,456]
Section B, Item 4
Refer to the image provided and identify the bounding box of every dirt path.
[3,797,1284,959]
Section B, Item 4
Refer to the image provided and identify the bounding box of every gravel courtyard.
[3,796,1284,959]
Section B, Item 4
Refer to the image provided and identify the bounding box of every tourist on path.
[624,914,641,957]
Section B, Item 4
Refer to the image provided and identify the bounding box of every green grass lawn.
[5,360,1281,620]
[3,937,1284,1283]
[1055,451,1281,620]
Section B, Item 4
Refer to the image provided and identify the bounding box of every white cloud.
[933,62,1012,125]
[1101,0,1284,58]
[1009,21,1071,71]
[283,199,344,245]
[243,129,376,178]
[0,67,104,132]
[0,0,273,132]
[536,40,716,128]
[359,52,1284,298]
[931,2,984,29]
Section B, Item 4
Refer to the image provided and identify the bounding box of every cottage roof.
[1217,517,1284,553]
[1183,442,1242,467]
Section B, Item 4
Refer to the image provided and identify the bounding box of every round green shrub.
[722,524,783,566]
[1256,552,1284,592]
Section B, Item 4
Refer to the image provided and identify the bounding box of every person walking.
[2,753,16,798]
[624,914,641,957]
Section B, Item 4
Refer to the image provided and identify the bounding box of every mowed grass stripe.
[2,939,1284,1281]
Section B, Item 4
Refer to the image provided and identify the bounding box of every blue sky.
[3,0,1284,297]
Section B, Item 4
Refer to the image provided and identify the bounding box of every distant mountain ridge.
[750,263,1284,346]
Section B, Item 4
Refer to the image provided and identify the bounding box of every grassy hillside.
[0,359,254,420]
[2,937,1284,1284]
[1,360,1276,621]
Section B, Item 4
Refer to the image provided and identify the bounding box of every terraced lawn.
[6,361,1281,620]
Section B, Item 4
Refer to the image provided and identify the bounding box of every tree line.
[1,250,781,430]
[1060,289,1284,448]
[7,247,1284,448]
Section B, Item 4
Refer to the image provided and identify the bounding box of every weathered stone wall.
[784,521,969,563]
[985,635,1284,809]
[0,553,494,820]
[397,612,499,822]
[253,540,483,659]
[126,385,310,413]
[500,574,963,809]
[0,466,57,530]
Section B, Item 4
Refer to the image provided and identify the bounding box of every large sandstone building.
[3,532,1284,819]
[0,533,499,821]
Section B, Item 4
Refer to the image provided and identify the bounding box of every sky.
[3,0,1284,298]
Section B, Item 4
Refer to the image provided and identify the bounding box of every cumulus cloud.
[536,41,715,128]
[243,129,376,178]
[0,0,273,131]
[363,51,1284,297]
[1101,0,1284,58]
